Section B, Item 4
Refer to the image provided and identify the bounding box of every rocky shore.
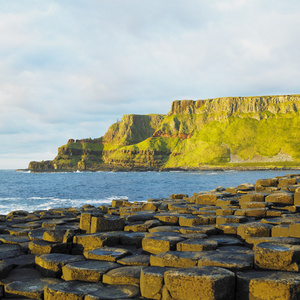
[1,173,300,299]
[19,165,300,173]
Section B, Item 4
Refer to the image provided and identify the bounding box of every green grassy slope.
[164,112,300,168]
[28,95,300,171]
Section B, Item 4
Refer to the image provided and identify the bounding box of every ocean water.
[0,169,295,215]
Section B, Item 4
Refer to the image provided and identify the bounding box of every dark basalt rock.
[1,173,300,299]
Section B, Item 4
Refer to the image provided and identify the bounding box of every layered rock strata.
[1,173,300,298]
[28,94,300,171]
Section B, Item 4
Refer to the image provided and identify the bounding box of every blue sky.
[1,0,299,169]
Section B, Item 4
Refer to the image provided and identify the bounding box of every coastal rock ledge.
[28,94,300,172]
[1,173,300,299]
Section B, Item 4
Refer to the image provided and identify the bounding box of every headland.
[26,94,300,172]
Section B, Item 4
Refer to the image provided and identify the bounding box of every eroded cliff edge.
[28,95,300,171]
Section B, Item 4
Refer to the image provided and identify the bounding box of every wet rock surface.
[0,173,300,299]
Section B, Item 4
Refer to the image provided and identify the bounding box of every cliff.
[28,95,300,171]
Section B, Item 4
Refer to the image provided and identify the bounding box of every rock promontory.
[28,94,300,172]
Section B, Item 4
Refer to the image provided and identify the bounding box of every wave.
[0,195,129,215]
[0,197,22,200]
[28,197,51,200]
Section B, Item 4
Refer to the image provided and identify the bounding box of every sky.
[0,0,300,169]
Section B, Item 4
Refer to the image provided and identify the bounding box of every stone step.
[4,277,62,299]
[216,223,240,235]
[0,244,24,260]
[102,266,143,286]
[73,232,120,253]
[176,238,218,251]
[179,225,218,235]
[2,254,36,268]
[237,222,273,240]
[0,235,30,245]
[0,267,43,297]
[62,260,120,282]
[197,252,253,272]
[216,215,248,224]
[148,225,181,233]
[119,232,146,248]
[150,251,209,268]
[255,242,300,272]
[28,240,70,254]
[35,253,85,277]
[142,235,184,254]
[236,270,300,300]
[85,284,140,300]
[84,247,132,262]
[117,254,150,266]
[163,266,235,300]
[44,281,103,299]
[207,235,243,247]
[140,266,168,300]
[245,236,300,249]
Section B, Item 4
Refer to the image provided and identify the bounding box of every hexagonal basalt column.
[236,270,300,300]
[142,235,184,254]
[163,266,235,300]
[255,242,300,272]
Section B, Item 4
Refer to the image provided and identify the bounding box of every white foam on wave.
[0,195,129,215]
[0,197,22,201]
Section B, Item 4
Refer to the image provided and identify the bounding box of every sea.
[0,169,296,215]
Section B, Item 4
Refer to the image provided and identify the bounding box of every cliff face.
[169,95,299,116]
[155,95,300,138]
[28,95,300,171]
[103,114,164,145]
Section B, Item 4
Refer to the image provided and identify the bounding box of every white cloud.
[0,0,300,168]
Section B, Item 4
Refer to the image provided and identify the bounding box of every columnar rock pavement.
[0,173,300,299]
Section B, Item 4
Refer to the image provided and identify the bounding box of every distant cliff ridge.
[28,94,300,171]
[169,95,299,116]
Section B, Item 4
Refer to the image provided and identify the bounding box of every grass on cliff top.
[195,113,300,160]
[160,112,300,168]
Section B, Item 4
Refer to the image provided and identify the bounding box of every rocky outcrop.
[168,95,299,117]
[28,94,300,172]
[28,161,55,171]
[103,114,164,145]
[1,173,300,299]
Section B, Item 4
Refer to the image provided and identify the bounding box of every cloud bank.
[0,0,299,168]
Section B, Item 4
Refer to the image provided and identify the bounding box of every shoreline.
[0,172,300,298]
[18,165,300,173]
